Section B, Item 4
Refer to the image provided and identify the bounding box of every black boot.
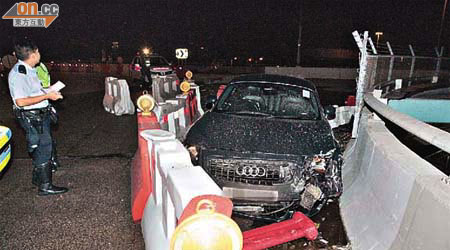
[36,162,69,196]
[32,166,40,186]
[50,141,60,172]
[50,156,60,173]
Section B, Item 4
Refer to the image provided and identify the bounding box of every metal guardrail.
[364,93,450,155]
[372,76,450,98]
[373,76,437,90]
[352,30,450,138]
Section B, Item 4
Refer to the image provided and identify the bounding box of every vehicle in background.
[129,48,176,87]
[183,74,342,221]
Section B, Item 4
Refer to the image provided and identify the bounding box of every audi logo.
[235,166,266,177]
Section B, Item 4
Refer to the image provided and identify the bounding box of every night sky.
[0,0,448,65]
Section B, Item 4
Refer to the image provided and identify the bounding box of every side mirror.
[205,95,217,110]
[323,105,336,120]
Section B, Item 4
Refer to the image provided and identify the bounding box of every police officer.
[8,40,68,196]
[140,54,153,87]
[36,62,61,172]
[137,49,153,88]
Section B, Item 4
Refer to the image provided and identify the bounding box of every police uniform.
[9,60,52,165]
[36,62,60,171]
[8,60,67,195]
[9,60,49,110]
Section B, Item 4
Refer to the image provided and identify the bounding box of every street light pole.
[438,0,449,49]
[375,32,383,48]
[296,1,303,66]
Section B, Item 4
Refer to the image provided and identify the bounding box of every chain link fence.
[362,41,450,90]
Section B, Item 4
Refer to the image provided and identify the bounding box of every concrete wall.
[340,109,450,250]
[266,66,450,81]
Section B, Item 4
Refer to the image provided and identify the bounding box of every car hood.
[184,111,336,156]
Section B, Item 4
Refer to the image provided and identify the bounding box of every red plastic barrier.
[86,64,93,73]
[131,112,161,223]
[131,89,199,222]
[185,91,198,123]
[102,64,110,74]
[116,64,124,75]
[158,90,198,131]
[243,212,318,250]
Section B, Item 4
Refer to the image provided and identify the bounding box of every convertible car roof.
[230,74,316,90]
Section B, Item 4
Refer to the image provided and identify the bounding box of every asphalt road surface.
[0,72,354,250]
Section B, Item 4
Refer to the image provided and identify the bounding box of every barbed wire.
[364,41,445,57]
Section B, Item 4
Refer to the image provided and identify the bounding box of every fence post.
[387,42,394,81]
[408,45,416,86]
[368,37,377,55]
[351,30,369,138]
[435,46,444,77]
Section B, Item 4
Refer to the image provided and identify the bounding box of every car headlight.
[311,155,327,174]
[304,149,343,197]
[306,149,335,174]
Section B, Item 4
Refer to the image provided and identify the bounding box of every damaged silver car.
[183,74,342,221]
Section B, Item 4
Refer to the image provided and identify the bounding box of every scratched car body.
[184,74,342,221]
[130,54,176,84]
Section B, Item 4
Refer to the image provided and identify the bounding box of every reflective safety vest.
[36,63,50,88]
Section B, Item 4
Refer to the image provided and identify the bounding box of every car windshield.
[143,56,170,67]
[214,82,320,120]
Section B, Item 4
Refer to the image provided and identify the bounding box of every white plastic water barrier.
[152,75,180,104]
[328,106,355,128]
[139,129,223,250]
[102,77,135,115]
[152,82,204,139]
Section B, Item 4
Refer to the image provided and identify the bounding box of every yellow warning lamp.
[180,81,191,95]
[170,199,243,250]
[136,90,155,116]
[185,70,193,80]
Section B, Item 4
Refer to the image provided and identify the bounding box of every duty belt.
[22,107,50,115]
